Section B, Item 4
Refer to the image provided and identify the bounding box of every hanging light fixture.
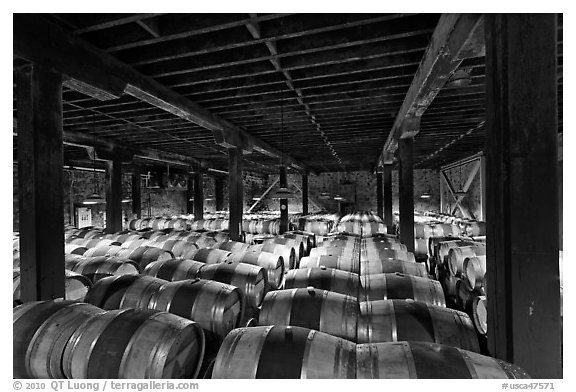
[318,139,331,199]
[83,114,106,205]
[272,84,295,199]
[447,68,473,88]
[420,170,431,199]
[333,172,345,202]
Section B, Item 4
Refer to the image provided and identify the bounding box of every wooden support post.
[383,165,393,233]
[215,177,224,211]
[228,147,243,241]
[131,168,141,219]
[16,63,65,301]
[193,173,204,221]
[302,173,309,215]
[105,158,123,233]
[398,138,415,252]
[376,171,383,219]
[485,14,560,378]
[186,174,194,214]
[279,166,289,234]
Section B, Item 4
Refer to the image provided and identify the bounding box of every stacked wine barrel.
[211,219,530,379]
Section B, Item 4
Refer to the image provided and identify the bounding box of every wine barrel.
[284,267,360,297]
[448,245,487,277]
[436,240,475,266]
[156,239,199,258]
[212,325,356,379]
[466,221,487,237]
[149,279,245,339]
[362,222,387,236]
[259,288,359,342]
[249,243,295,270]
[472,295,487,335]
[444,273,459,299]
[463,255,487,290]
[64,244,89,255]
[15,301,104,378]
[360,258,428,277]
[65,256,140,283]
[213,241,250,253]
[13,269,92,306]
[197,261,268,308]
[226,251,285,290]
[356,341,530,379]
[361,247,416,263]
[62,308,205,379]
[182,248,231,264]
[309,246,357,260]
[84,274,167,310]
[357,299,479,352]
[456,279,475,312]
[13,300,88,378]
[283,232,315,253]
[263,238,304,262]
[360,272,446,307]
[299,255,360,275]
[414,223,435,238]
[83,244,123,257]
[143,258,206,281]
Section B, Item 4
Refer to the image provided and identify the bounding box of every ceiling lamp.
[121,198,131,203]
[420,170,432,199]
[319,191,331,200]
[83,192,106,205]
[272,186,295,199]
[333,194,345,201]
[83,114,106,205]
[447,68,472,88]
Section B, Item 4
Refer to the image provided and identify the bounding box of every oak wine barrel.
[259,288,359,342]
[62,308,205,379]
[149,279,245,339]
[284,267,360,298]
[226,251,285,290]
[356,341,530,379]
[357,299,479,352]
[212,325,356,379]
[360,272,446,307]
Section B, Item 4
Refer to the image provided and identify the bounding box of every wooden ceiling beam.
[14,14,313,174]
[72,14,164,35]
[375,14,485,171]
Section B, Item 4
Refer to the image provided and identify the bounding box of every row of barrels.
[414,221,487,239]
[339,211,383,223]
[211,231,529,378]
[128,217,190,231]
[213,326,529,379]
[335,221,388,236]
[14,300,205,379]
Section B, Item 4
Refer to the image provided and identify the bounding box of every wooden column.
[16,64,65,301]
[301,173,309,216]
[279,166,289,234]
[485,14,560,378]
[398,138,414,252]
[131,168,141,219]
[383,165,393,233]
[186,174,194,214]
[215,177,225,211]
[228,147,243,241]
[105,158,123,233]
[193,173,204,221]
[376,171,383,219]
